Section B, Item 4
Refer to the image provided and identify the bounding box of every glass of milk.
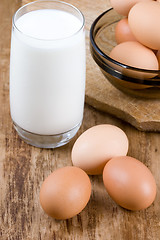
[10,0,86,148]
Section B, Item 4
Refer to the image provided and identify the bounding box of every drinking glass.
[10,0,86,148]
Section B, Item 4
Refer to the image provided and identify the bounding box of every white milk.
[10,9,85,135]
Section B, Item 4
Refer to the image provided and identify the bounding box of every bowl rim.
[90,7,160,74]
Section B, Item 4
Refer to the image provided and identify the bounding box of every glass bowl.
[90,8,160,98]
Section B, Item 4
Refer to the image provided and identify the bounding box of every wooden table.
[1,0,160,239]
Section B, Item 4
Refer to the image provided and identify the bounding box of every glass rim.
[12,0,85,41]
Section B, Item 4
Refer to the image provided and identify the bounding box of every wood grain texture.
[84,1,160,132]
[86,78,160,132]
[1,0,160,239]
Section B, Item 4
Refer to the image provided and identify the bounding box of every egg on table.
[71,124,128,175]
[39,166,91,220]
[103,156,157,211]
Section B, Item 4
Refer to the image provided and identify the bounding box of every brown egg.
[72,124,128,175]
[110,0,151,16]
[128,1,160,50]
[156,50,160,68]
[103,156,157,211]
[115,18,137,44]
[109,41,159,78]
[39,166,91,220]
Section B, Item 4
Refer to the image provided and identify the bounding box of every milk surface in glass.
[10,1,86,148]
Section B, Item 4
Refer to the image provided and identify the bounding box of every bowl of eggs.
[90,1,160,98]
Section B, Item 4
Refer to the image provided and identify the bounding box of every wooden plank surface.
[1,0,160,239]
